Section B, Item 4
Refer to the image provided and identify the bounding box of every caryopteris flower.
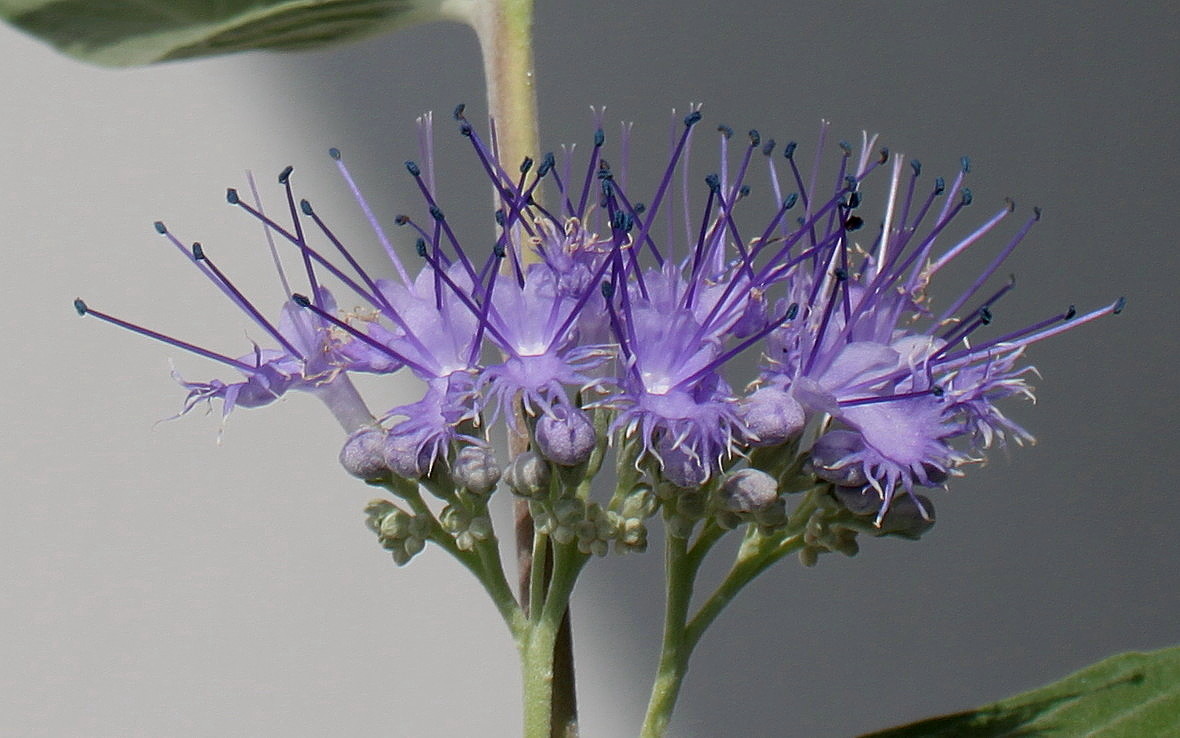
[77,106,1122,535]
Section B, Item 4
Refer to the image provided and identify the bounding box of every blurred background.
[1,1,1176,735]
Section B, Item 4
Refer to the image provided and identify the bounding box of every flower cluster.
[77,106,1121,548]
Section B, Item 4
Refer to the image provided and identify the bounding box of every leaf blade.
[859,645,1180,738]
[0,0,467,66]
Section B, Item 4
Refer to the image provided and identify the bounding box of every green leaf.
[0,0,469,66]
[859,644,1180,737]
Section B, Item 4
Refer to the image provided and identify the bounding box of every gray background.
[2,1,1177,736]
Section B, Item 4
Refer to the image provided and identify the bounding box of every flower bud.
[339,427,389,480]
[719,469,780,512]
[876,494,935,540]
[656,438,709,488]
[453,445,501,495]
[382,433,436,479]
[535,408,597,466]
[504,451,551,497]
[831,485,882,517]
[807,430,869,487]
[740,387,805,447]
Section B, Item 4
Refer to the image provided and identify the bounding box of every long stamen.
[329,148,411,285]
[74,299,257,373]
[190,243,305,360]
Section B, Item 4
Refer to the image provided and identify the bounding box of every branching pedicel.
[75,105,1123,735]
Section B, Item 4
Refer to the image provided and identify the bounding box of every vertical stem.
[640,530,694,738]
[470,0,541,202]
[469,4,577,736]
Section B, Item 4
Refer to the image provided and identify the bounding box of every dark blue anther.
[600,281,615,300]
[783,193,798,210]
[460,122,473,137]
[847,191,862,209]
[453,104,466,120]
[879,148,889,164]
[300,199,314,216]
[494,209,506,226]
[226,188,239,205]
[634,202,646,214]
[961,156,971,173]
[429,205,445,221]
[1113,297,1126,314]
[594,128,605,147]
[931,385,945,398]
[762,138,776,157]
[705,173,720,192]
[538,152,555,176]
[292,293,312,308]
[845,175,858,191]
[520,156,533,175]
[278,166,293,185]
[73,298,88,316]
[934,177,946,195]
[748,130,760,146]
[415,239,427,257]
[717,125,733,139]
[910,159,922,176]
[785,302,799,320]
[1065,305,1077,320]
[783,141,797,159]
[394,215,410,226]
[797,216,806,226]
[1034,206,1042,221]
[405,161,421,177]
[834,268,849,281]
[493,243,506,258]
[844,215,864,231]
[191,242,206,260]
[979,306,993,325]
[596,161,613,180]
[153,221,167,234]
[684,111,702,127]
[328,147,342,160]
[839,141,852,157]
[1005,198,1016,213]
[960,187,973,206]
[739,184,751,198]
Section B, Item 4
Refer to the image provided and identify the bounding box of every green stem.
[388,478,525,637]
[640,529,695,738]
[641,492,822,736]
[685,532,805,649]
[521,543,586,738]
[470,0,540,206]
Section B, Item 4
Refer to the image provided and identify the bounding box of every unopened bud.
[719,469,780,512]
[536,408,597,466]
[832,485,882,517]
[340,427,389,480]
[504,451,551,497]
[383,433,436,479]
[656,438,710,488]
[876,494,935,540]
[741,387,805,447]
[807,430,868,487]
[453,445,501,495]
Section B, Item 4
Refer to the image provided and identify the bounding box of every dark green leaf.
[0,0,466,66]
[860,644,1180,737]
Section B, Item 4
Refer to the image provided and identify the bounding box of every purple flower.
[77,107,1120,528]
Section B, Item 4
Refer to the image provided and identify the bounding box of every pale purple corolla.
[76,106,1121,525]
